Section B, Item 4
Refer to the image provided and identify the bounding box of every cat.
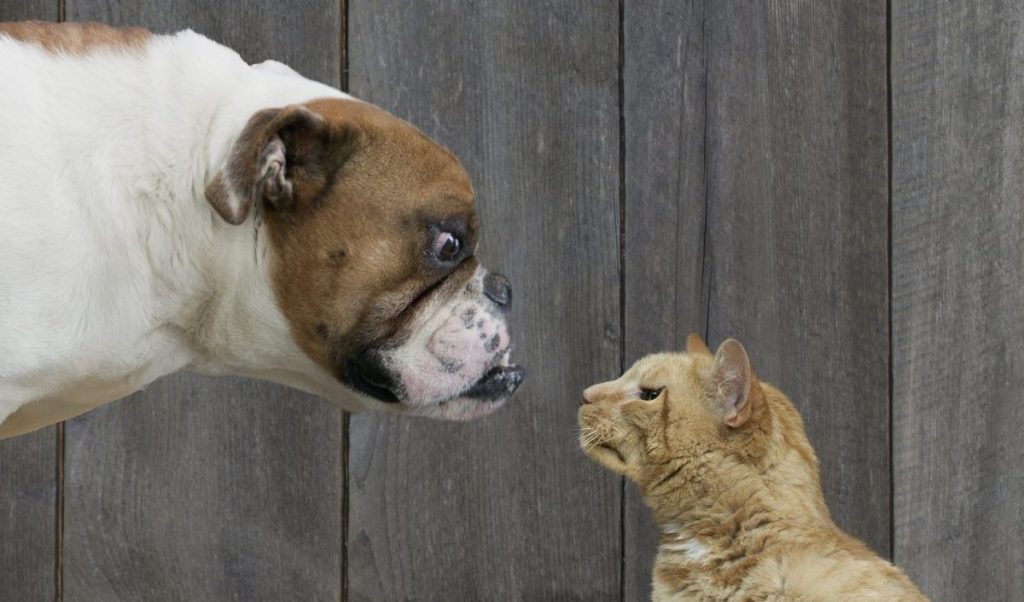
[578,334,926,601]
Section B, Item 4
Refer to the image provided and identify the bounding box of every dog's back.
[0,26,214,421]
[0,25,331,428]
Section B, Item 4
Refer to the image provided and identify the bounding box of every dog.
[0,22,524,438]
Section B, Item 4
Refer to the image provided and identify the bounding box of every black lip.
[341,359,400,404]
[463,365,526,402]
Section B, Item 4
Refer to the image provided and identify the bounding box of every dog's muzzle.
[340,268,524,419]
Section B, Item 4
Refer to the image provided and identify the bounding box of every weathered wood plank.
[346,2,621,599]
[622,1,707,599]
[0,433,56,601]
[892,3,1024,600]
[0,3,61,599]
[0,0,54,21]
[703,0,890,558]
[60,2,343,599]
[65,1,340,81]
[63,377,343,600]
[623,4,890,598]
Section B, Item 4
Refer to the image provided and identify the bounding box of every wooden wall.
[892,2,1024,599]
[1,1,1021,600]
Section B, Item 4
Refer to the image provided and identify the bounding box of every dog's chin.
[403,393,510,421]
[344,358,525,421]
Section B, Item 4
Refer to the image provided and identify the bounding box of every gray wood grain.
[0,430,56,601]
[346,1,622,599]
[622,1,707,599]
[63,377,343,600]
[65,1,340,82]
[702,0,890,557]
[0,0,55,21]
[892,3,1024,600]
[0,4,61,601]
[60,2,344,599]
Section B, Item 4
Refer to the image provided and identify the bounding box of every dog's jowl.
[0,22,524,438]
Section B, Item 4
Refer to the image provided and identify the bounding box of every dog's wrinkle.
[314,322,329,341]
[389,271,456,333]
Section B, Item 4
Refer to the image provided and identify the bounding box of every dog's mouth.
[342,359,400,404]
[342,353,525,418]
[461,364,526,401]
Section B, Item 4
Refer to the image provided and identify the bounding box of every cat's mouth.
[580,435,626,466]
[597,443,625,464]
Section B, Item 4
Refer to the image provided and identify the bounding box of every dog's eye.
[638,387,663,401]
[434,231,462,262]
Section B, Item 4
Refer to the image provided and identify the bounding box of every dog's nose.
[483,272,512,309]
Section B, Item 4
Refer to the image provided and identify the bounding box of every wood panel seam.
[885,0,895,564]
[339,2,349,600]
[55,425,63,602]
[699,0,711,342]
[617,1,627,599]
[56,9,65,602]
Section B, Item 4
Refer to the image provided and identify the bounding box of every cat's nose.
[581,385,598,405]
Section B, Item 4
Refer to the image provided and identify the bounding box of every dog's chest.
[0,326,195,438]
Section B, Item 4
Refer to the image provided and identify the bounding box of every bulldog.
[0,22,524,439]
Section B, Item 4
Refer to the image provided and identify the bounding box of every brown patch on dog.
[0,21,150,54]
[213,97,478,376]
[203,173,234,223]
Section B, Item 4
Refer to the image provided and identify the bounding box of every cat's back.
[746,534,926,601]
[651,529,926,601]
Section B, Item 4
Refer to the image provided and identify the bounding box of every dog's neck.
[122,32,363,407]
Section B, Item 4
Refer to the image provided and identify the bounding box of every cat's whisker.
[579,429,602,450]
[579,425,616,451]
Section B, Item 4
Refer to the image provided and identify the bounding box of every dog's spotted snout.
[483,272,512,309]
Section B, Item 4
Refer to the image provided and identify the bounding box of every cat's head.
[577,335,771,483]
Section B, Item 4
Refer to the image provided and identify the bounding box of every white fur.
[0,30,378,436]
[660,538,708,563]
[660,523,709,564]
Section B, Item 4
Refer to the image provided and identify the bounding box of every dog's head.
[206,98,523,420]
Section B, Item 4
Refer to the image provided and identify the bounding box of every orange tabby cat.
[578,335,926,601]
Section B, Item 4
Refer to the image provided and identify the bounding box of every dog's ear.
[205,105,355,225]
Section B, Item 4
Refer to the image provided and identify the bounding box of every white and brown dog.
[0,22,524,438]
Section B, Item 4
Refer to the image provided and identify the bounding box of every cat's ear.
[686,333,712,356]
[713,339,752,428]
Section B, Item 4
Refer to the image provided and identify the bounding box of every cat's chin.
[585,444,628,474]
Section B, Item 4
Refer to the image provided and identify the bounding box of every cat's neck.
[641,398,835,554]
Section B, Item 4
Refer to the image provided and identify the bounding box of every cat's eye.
[638,387,663,401]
